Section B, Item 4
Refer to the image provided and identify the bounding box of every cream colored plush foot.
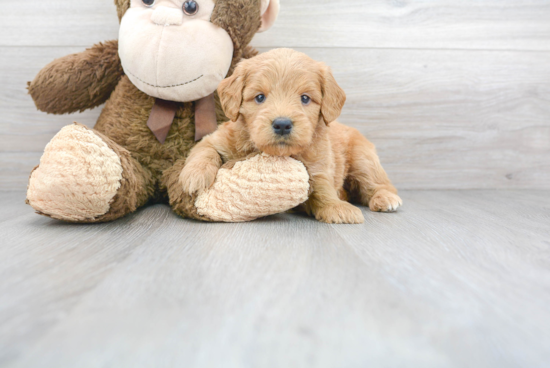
[194,154,310,222]
[27,124,123,222]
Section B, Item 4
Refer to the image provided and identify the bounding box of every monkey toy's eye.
[183,1,199,16]
[255,94,266,104]
[301,95,311,105]
[142,0,155,7]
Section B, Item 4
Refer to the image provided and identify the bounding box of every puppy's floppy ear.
[259,0,280,32]
[218,63,247,122]
[320,65,346,125]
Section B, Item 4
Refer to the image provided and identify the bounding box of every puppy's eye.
[183,1,199,15]
[255,94,266,104]
[142,0,155,7]
[301,95,311,105]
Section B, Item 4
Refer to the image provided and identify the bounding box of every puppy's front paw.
[369,190,402,212]
[179,163,219,195]
[315,201,364,224]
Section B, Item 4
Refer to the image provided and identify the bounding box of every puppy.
[180,48,402,224]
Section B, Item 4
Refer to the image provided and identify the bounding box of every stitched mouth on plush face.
[126,70,204,89]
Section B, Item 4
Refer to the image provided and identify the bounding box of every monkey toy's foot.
[27,123,151,223]
[193,154,311,222]
[168,153,311,222]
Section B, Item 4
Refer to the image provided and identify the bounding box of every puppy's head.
[218,48,346,156]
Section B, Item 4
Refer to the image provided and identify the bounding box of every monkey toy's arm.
[28,40,124,114]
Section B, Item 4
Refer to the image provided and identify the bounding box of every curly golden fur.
[180,49,402,224]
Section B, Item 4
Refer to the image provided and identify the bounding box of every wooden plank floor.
[1,190,549,368]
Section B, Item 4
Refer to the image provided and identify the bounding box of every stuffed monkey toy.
[26,0,310,223]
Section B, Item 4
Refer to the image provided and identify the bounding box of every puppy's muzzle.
[272,118,293,136]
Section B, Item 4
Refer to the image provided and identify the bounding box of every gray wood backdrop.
[1,0,549,191]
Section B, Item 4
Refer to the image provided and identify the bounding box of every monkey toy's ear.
[218,62,248,122]
[115,0,131,22]
[259,0,280,32]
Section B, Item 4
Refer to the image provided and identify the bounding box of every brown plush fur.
[91,127,155,222]
[28,41,124,114]
[27,0,265,223]
[211,0,262,68]
[181,49,402,224]
[115,0,131,21]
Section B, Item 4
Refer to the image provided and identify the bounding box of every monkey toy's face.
[119,0,278,103]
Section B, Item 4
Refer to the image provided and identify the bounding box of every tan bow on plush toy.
[25,0,310,223]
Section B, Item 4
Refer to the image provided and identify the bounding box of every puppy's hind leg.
[346,136,402,212]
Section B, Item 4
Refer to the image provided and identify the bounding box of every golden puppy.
[180,48,402,224]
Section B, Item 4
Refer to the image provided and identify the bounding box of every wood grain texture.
[1,0,119,47]
[3,0,550,51]
[252,0,550,51]
[1,190,549,367]
[0,152,41,190]
[2,46,549,190]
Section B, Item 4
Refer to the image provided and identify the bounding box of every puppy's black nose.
[272,118,293,136]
